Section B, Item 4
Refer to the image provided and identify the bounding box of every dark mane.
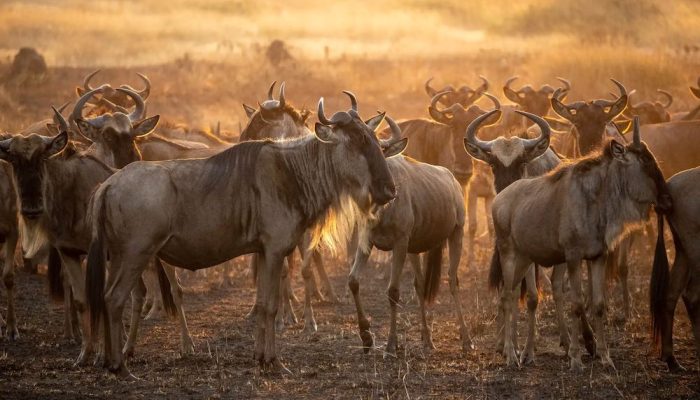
[200,139,270,191]
[547,140,613,182]
[241,102,310,141]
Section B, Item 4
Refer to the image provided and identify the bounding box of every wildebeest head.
[551,78,628,156]
[464,109,551,193]
[0,107,69,219]
[503,76,571,116]
[240,81,311,141]
[72,86,159,168]
[315,91,407,206]
[429,90,502,178]
[424,76,489,107]
[76,69,151,110]
[608,116,671,213]
[622,89,672,124]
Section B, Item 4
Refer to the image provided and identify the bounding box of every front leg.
[551,264,570,353]
[2,231,18,339]
[409,253,434,351]
[386,243,408,358]
[520,264,538,365]
[348,244,374,352]
[59,251,94,366]
[566,258,585,372]
[590,255,614,369]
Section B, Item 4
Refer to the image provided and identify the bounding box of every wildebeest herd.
[1,70,700,383]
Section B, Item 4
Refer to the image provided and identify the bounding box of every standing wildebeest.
[491,117,671,370]
[86,93,406,376]
[465,109,596,362]
[3,47,47,87]
[0,146,19,339]
[650,167,700,372]
[424,76,489,107]
[622,89,673,125]
[349,116,471,355]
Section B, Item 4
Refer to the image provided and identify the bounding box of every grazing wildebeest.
[239,82,338,333]
[348,116,470,355]
[3,47,47,87]
[491,117,671,370]
[86,93,406,376]
[464,109,595,362]
[76,69,151,110]
[622,89,673,124]
[650,167,700,372]
[424,76,489,107]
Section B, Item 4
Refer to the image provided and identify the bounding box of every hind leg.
[466,184,478,270]
[299,238,318,334]
[409,253,434,351]
[520,264,538,365]
[255,249,289,372]
[661,251,690,371]
[386,243,408,357]
[313,250,338,303]
[122,277,146,358]
[448,226,472,352]
[62,267,76,340]
[500,246,531,367]
[683,273,700,371]
[60,251,95,366]
[161,263,194,356]
[348,244,374,351]
[1,231,18,339]
[551,264,570,353]
[591,255,614,368]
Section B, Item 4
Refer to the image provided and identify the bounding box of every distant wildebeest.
[491,117,671,370]
[465,109,595,362]
[670,77,700,121]
[85,93,406,376]
[621,89,673,124]
[349,116,471,355]
[76,69,151,110]
[3,47,47,87]
[650,167,700,372]
[424,76,489,107]
[239,82,339,333]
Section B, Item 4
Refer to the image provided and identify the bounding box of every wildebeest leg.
[104,253,150,378]
[257,250,288,372]
[520,264,538,365]
[313,250,338,303]
[409,253,434,351]
[62,268,75,340]
[616,239,631,325]
[501,247,530,367]
[161,263,194,356]
[285,253,301,305]
[661,250,690,372]
[590,256,614,368]
[348,244,373,352]
[683,273,700,372]
[122,277,146,358]
[483,193,495,243]
[1,230,18,339]
[276,258,297,331]
[386,242,408,357]
[551,264,570,353]
[246,254,260,322]
[60,251,94,366]
[466,185,478,270]
[300,241,318,334]
[567,258,585,372]
[448,225,472,352]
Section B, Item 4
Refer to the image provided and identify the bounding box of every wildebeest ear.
[75,118,99,142]
[132,115,160,137]
[314,123,337,143]
[382,138,408,158]
[543,117,571,131]
[365,113,385,132]
[463,139,491,163]
[45,131,68,158]
[243,103,256,119]
[609,140,626,160]
[45,122,58,134]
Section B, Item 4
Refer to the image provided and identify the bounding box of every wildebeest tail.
[488,246,503,291]
[423,245,443,304]
[155,258,177,319]
[650,212,674,351]
[86,188,107,336]
[47,246,63,302]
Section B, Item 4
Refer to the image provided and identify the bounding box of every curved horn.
[657,89,673,109]
[317,97,331,125]
[425,77,438,97]
[428,90,455,124]
[385,116,402,142]
[605,78,628,117]
[116,87,145,121]
[278,82,286,109]
[464,109,499,153]
[551,88,574,121]
[57,101,71,114]
[267,81,276,101]
[430,90,451,114]
[476,75,489,93]
[135,72,151,100]
[317,97,352,126]
[503,76,522,103]
[482,92,501,111]
[343,90,358,112]
[51,106,69,133]
[556,77,571,93]
[52,101,71,126]
[70,86,103,123]
[516,110,551,150]
[83,69,101,91]
[632,115,641,145]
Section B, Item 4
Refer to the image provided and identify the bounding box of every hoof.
[583,338,597,357]
[303,320,318,335]
[505,349,520,368]
[6,328,19,341]
[181,339,195,356]
[520,351,535,366]
[666,356,686,373]
[385,338,398,358]
[109,363,133,379]
[74,350,91,367]
[569,357,584,372]
[260,358,292,375]
[360,330,374,353]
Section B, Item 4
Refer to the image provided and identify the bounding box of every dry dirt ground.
[1,239,698,399]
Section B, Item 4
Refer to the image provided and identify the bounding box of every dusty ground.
[1,237,698,399]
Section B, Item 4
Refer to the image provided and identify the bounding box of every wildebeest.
[3,47,47,87]
[464,109,596,362]
[670,77,700,121]
[424,76,489,107]
[85,93,406,375]
[622,89,673,124]
[76,69,151,110]
[491,117,671,370]
[0,147,19,339]
[348,116,470,355]
[650,167,700,372]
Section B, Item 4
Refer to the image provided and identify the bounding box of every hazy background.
[1,0,699,133]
